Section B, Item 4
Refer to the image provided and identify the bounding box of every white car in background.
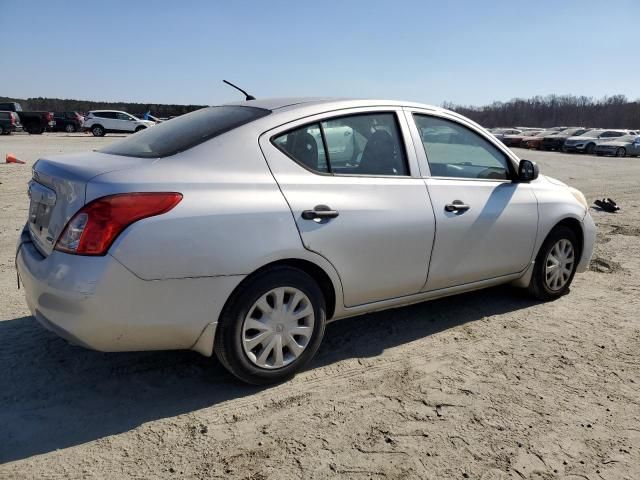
[563,129,636,154]
[82,110,155,136]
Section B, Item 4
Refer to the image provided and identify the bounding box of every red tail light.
[9,113,15,125]
[55,192,183,255]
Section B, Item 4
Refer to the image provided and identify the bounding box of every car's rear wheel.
[528,225,579,300]
[215,266,326,385]
[65,123,76,133]
[91,125,105,137]
[0,126,4,135]
[26,124,44,134]
[616,147,626,157]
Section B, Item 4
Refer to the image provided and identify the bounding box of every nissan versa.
[16,98,596,384]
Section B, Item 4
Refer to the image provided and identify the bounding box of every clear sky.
[3,0,639,107]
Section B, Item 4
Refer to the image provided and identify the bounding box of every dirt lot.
[1,133,639,479]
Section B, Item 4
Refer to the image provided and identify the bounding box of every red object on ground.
[6,153,26,164]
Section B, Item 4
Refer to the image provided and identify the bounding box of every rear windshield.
[99,105,270,158]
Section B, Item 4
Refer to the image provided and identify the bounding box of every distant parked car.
[595,134,640,157]
[0,102,54,134]
[501,130,543,147]
[520,130,557,149]
[541,128,587,151]
[82,110,156,136]
[133,113,163,123]
[491,128,522,141]
[0,111,22,135]
[563,129,636,154]
[52,112,84,133]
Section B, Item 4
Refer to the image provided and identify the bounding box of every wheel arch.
[231,258,337,320]
[548,217,584,260]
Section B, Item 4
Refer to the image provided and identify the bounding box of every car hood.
[541,174,568,188]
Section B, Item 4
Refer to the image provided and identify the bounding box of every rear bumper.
[576,212,596,273]
[16,226,244,355]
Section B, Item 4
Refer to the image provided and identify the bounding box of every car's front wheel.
[528,225,579,300]
[616,147,626,157]
[215,266,326,384]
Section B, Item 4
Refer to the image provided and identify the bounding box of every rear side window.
[100,106,270,158]
[414,114,511,180]
[273,123,329,173]
[273,113,408,176]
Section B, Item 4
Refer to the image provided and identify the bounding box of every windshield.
[561,128,586,136]
[100,106,270,158]
[578,129,603,137]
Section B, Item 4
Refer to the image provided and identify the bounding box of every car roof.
[90,109,130,114]
[221,97,442,112]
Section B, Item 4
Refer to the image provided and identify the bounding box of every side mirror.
[517,159,539,182]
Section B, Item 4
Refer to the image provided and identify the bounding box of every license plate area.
[28,181,57,248]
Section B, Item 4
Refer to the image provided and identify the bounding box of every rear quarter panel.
[87,130,343,298]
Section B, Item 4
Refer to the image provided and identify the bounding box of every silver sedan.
[16,98,596,384]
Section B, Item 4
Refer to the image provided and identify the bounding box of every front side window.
[273,112,408,176]
[414,114,511,180]
[117,113,133,121]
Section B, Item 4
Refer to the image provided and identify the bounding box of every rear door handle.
[301,205,339,220]
[444,201,470,213]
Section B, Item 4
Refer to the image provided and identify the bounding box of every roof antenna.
[223,80,256,101]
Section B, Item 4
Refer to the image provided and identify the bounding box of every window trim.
[270,111,412,179]
[410,111,518,182]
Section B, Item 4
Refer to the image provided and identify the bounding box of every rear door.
[260,107,435,307]
[406,109,538,291]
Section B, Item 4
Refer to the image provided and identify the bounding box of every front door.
[261,109,435,307]
[409,112,538,291]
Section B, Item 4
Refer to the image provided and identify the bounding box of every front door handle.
[444,201,470,213]
[301,205,339,220]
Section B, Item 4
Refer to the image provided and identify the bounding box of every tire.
[134,126,146,133]
[91,125,105,137]
[527,225,579,301]
[215,266,327,385]
[26,124,44,134]
[615,147,626,158]
[65,123,76,133]
[0,126,4,135]
[585,143,596,155]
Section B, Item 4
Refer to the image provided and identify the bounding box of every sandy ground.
[1,133,639,479]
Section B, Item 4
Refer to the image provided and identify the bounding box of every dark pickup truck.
[0,102,54,134]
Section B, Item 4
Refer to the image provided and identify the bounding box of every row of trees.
[0,96,206,118]
[443,95,640,129]
[4,94,639,128]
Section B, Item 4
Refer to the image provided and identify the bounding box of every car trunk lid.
[28,151,156,256]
